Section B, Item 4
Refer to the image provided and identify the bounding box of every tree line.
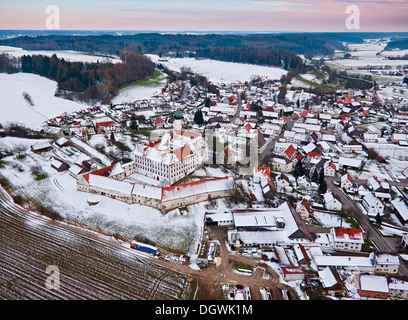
[194,47,305,73]
[0,51,155,103]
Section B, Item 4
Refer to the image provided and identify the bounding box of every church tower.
[173,109,183,132]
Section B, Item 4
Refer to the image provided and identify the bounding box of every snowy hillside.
[147,54,287,84]
[0,45,121,64]
[0,73,88,129]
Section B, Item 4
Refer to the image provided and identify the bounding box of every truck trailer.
[130,241,159,255]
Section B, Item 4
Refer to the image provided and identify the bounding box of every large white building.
[133,110,208,187]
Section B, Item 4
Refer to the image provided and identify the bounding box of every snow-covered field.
[0,72,88,129]
[110,71,168,105]
[0,136,234,254]
[147,54,287,84]
[313,211,351,228]
[330,41,408,69]
[0,45,121,64]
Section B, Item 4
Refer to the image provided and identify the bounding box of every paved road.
[325,177,408,276]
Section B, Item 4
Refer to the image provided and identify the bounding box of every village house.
[331,227,364,251]
[388,276,408,299]
[391,197,408,227]
[270,154,293,173]
[324,160,337,177]
[296,198,311,219]
[374,252,400,275]
[340,173,354,190]
[318,267,346,296]
[358,274,389,299]
[275,173,293,192]
[362,192,385,217]
[323,191,342,211]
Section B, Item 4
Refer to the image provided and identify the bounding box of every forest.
[0,51,155,103]
[0,33,341,68]
[194,47,305,73]
[386,38,408,50]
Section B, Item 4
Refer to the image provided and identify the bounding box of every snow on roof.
[233,210,280,228]
[69,163,88,175]
[132,182,162,200]
[323,192,335,204]
[31,141,52,150]
[332,227,364,243]
[162,177,233,202]
[363,192,379,206]
[205,212,234,223]
[388,277,408,291]
[51,158,65,168]
[375,252,400,265]
[109,163,125,177]
[55,137,68,146]
[302,142,317,154]
[318,267,337,288]
[313,255,373,268]
[338,157,363,168]
[391,198,408,221]
[88,174,134,195]
[281,266,304,275]
[360,274,389,293]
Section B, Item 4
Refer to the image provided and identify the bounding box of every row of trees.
[8,51,154,103]
[195,47,305,73]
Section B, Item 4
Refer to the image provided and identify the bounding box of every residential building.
[296,199,311,219]
[324,160,337,177]
[388,276,408,299]
[323,191,342,211]
[362,192,385,217]
[358,274,389,299]
[340,173,353,189]
[331,227,364,251]
[391,197,408,227]
[270,154,293,173]
[374,252,400,275]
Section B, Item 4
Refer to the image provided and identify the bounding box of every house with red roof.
[154,119,165,128]
[282,144,297,160]
[96,120,116,133]
[296,198,311,219]
[331,227,364,251]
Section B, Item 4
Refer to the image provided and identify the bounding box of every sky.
[0,0,407,32]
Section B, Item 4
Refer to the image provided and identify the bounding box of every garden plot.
[313,211,351,228]
[363,143,408,180]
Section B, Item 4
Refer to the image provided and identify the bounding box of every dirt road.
[168,225,301,300]
[0,183,301,300]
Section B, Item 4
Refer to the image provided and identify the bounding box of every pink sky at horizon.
[0,0,406,32]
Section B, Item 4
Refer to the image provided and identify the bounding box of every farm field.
[146,54,287,84]
[0,185,195,300]
[0,72,87,129]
